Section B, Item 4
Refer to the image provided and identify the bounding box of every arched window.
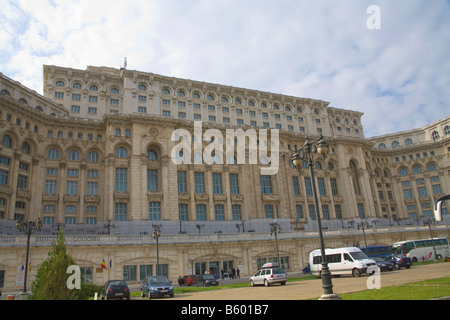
[405,138,413,146]
[445,125,450,136]
[2,135,12,148]
[392,141,400,149]
[138,84,147,91]
[115,147,128,158]
[89,84,98,91]
[378,143,386,150]
[399,168,408,176]
[432,131,440,141]
[413,166,422,174]
[68,150,80,161]
[22,142,30,154]
[55,81,65,87]
[88,151,99,162]
[47,148,60,160]
[147,149,157,160]
[315,161,322,170]
[427,163,437,171]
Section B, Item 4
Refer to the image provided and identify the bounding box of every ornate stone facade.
[0,65,449,291]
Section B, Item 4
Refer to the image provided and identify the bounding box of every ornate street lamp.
[152,224,161,275]
[269,223,281,265]
[16,218,42,293]
[291,135,340,300]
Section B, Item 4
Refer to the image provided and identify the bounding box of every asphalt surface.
[148,262,450,300]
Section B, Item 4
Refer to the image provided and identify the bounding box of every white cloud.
[1,0,449,137]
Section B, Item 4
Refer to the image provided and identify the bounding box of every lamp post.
[152,224,161,275]
[424,217,439,262]
[291,135,340,300]
[357,220,370,254]
[196,223,205,234]
[16,218,42,293]
[269,223,281,265]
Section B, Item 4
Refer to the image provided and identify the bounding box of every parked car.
[183,275,197,286]
[249,262,288,287]
[141,275,174,299]
[373,257,394,272]
[99,280,130,300]
[384,254,412,270]
[196,274,219,287]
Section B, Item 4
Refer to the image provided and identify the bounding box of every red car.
[183,275,196,286]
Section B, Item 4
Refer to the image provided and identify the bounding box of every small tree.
[30,229,81,300]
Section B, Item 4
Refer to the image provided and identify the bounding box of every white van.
[309,247,377,277]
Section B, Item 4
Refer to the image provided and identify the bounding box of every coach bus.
[360,245,394,258]
[392,238,449,262]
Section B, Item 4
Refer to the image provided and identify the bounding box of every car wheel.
[264,279,270,287]
[280,281,286,286]
[394,264,400,270]
[148,291,152,299]
[170,293,174,298]
[140,290,145,298]
[250,280,255,287]
[352,268,361,277]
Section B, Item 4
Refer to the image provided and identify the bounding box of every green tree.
[30,229,81,300]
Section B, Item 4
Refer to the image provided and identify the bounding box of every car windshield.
[349,251,370,261]
[148,276,170,285]
[203,275,215,279]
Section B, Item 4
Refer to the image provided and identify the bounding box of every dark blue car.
[384,254,412,270]
[373,257,394,271]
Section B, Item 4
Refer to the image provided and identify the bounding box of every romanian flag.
[101,259,107,269]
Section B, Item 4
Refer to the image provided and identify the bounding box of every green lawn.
[338,277,450,300]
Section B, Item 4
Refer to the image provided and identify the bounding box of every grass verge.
[337,277,450,300]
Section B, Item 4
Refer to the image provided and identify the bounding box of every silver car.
[250,262,288,287]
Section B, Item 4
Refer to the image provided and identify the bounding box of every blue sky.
[1,0,449,137]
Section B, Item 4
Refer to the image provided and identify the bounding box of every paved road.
[166,263,449,300]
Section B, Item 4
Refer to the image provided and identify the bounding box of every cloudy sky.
[1,0,449,138]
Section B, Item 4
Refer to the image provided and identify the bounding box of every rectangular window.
[194,172,205,194]
[292,176,300,196]
[403,188,413,199]
[115,168,128,191]
[296,205,303,219]
[212,173,222,194]
[264,205,274,218]
[322,205,330,220]
[45,180,57,194]
[229,174,239,194]
[318,178,326,196]
[196,204,207,221]
[335,205,342,219]
[330,178,338,196]
[66,181,78,195]
[0,170,9,185]
[115,203,127,221]
[17,175,27,189]
[123,265,136,281]
[232,205,241,221]
[149,202,161,220]
[214,204,225,221]
[308,204,316,220]
[260,175,272,194]
[147,169,158,192]
[304,177,313,196]
[86,181,98,195]
[357,203,365,218]
[179,204,188,221]
[177,171,187,193]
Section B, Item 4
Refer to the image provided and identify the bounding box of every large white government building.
[0,65,449,290]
